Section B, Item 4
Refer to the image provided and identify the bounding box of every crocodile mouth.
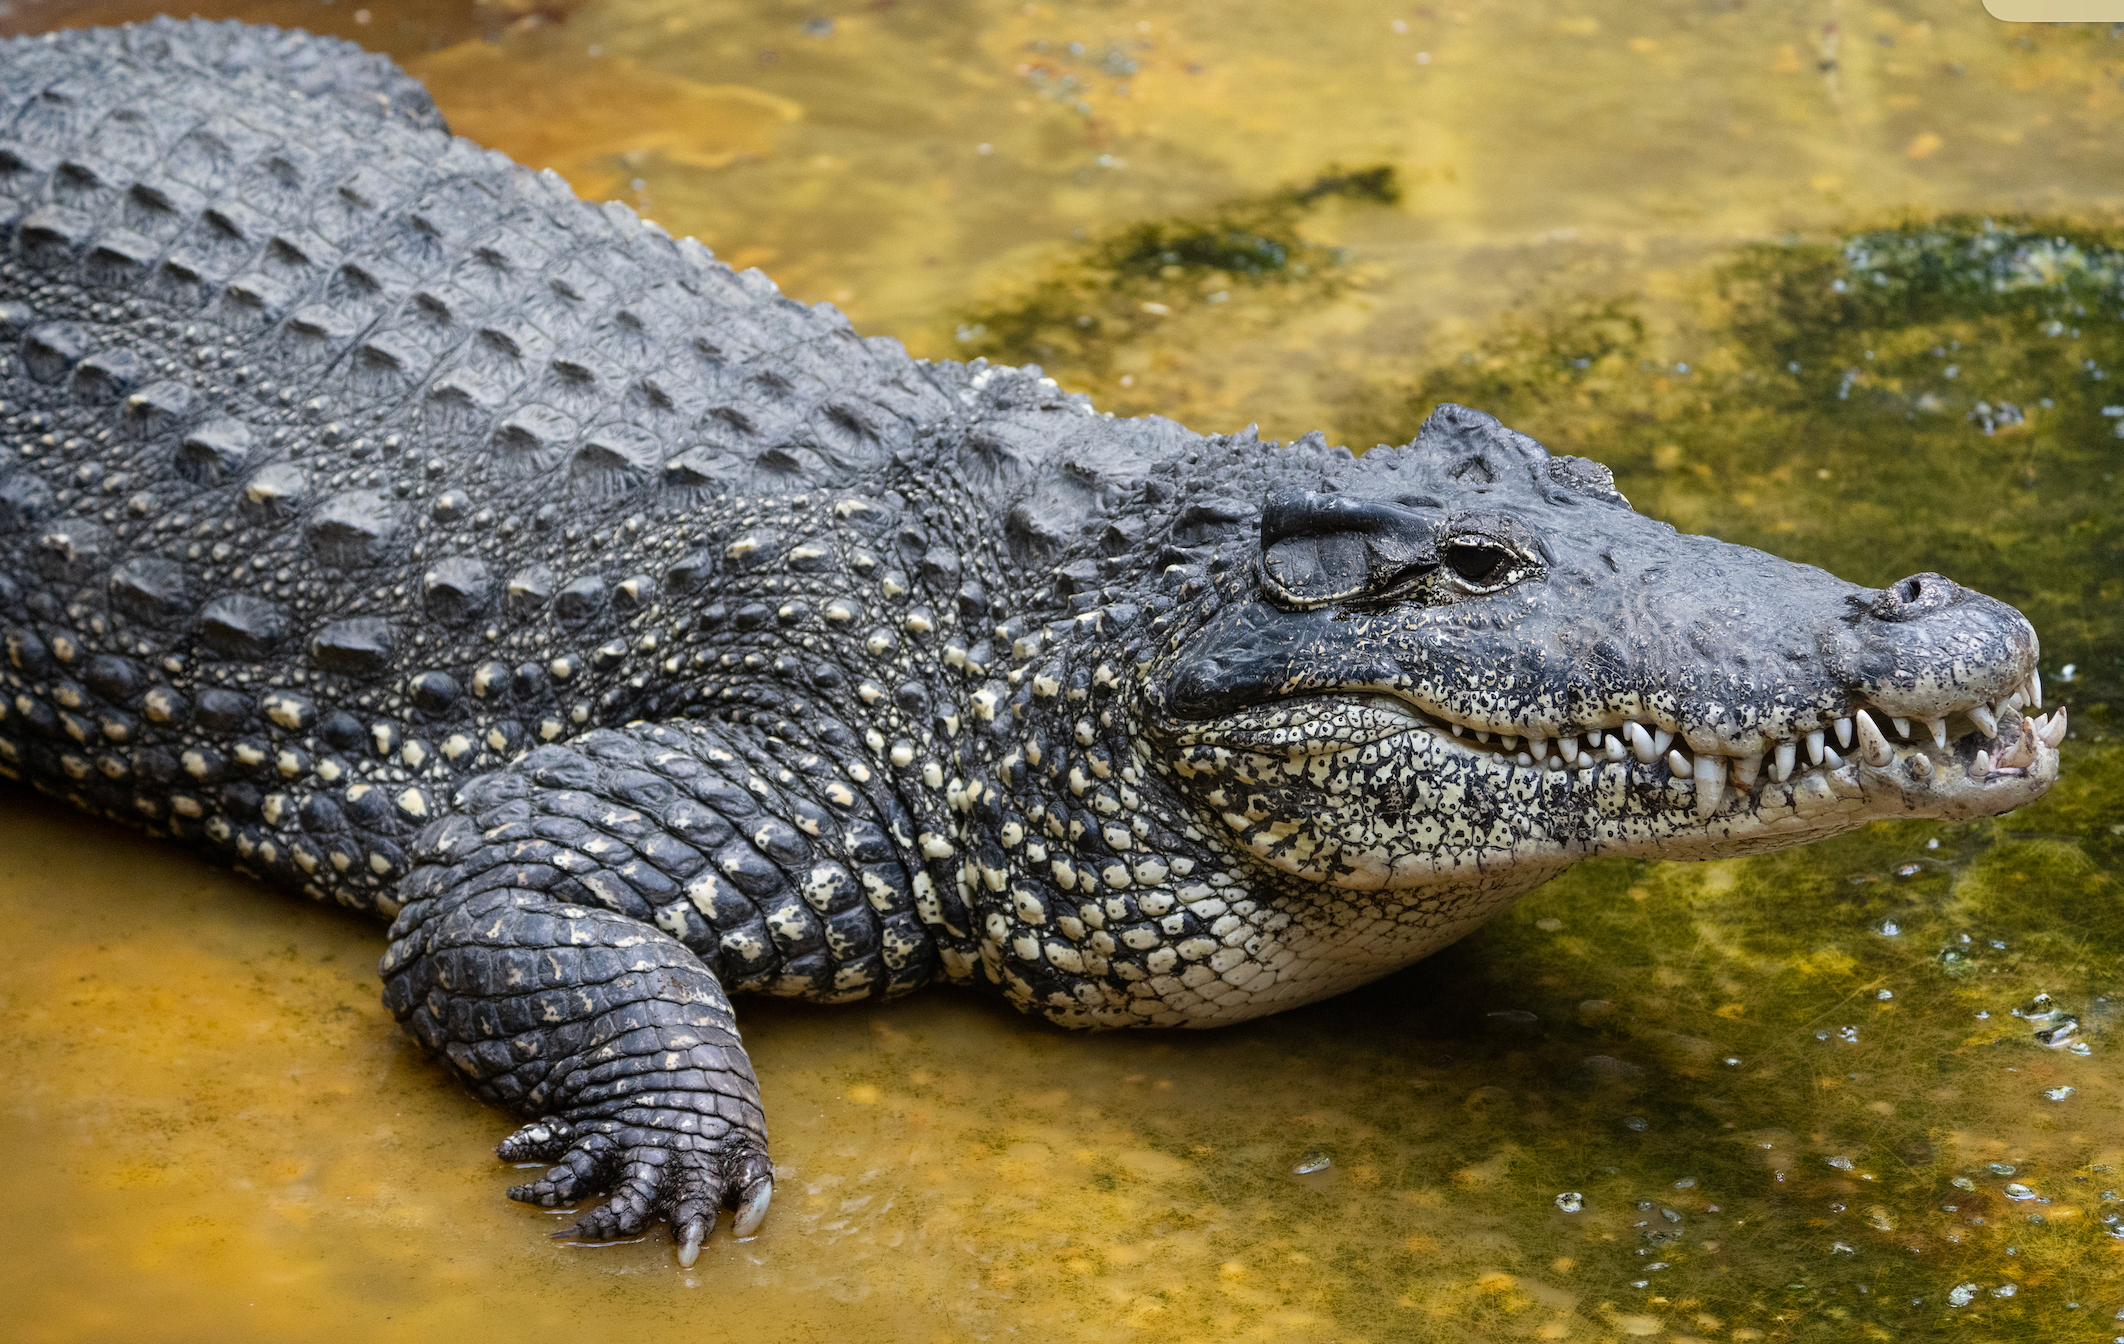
[1167,674,2066,820]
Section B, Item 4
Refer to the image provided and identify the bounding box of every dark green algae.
[952,164,1401,380]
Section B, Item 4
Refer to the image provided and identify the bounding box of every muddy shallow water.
[1,1,2122,1340]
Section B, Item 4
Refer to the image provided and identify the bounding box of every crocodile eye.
[1442,538,1514,587]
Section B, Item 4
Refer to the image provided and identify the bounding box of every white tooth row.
[1436,672,2060,813]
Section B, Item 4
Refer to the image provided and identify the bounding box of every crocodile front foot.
[499,1115,774,1264]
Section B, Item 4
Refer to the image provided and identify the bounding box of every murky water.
[2,1,2121,1339]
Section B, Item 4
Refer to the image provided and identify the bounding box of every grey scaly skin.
[0,20,2066,1265]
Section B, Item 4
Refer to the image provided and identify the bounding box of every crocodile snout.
[1831,571,2037,720]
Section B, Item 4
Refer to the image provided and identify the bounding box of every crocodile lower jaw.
[1170,687,2067,826]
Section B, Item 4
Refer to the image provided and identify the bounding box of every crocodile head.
[1137,404,2062,900]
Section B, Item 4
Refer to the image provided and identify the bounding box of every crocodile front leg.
[378,720,931,1262]
[382,870,772,1263]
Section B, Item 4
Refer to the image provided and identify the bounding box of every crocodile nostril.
[1866,571,1964,622]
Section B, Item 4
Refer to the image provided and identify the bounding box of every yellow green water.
[2,0,2123,1339]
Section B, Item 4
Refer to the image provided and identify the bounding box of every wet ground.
[1,1,2121,1340]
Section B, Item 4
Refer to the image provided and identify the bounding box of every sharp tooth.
[1835,716,1853,749]
[1891,716,1910,738]
[1651,728,1674,757]
[1693,754,1728,817]
[1969,704,1998,738]
[1774,741,1795,781]
[1997,718,2037,770]
[1450,722,1464,736]
[1909,752,1933,779]
[2003,691,2026,713]
[1475,730,1491,742]
[1559,734,1579,758]
[1627,722,1658,763]
[1584,730,1604,752]
[1822,744,1844,769]
[1515,751,1533,767]
[1806,730,1825,765]
[2037,708,2067,748]
[1925,718,1947,750]
[1499,734,1517,750]
[1605,735,1627,762]
[2030,670,2043,709]
[1731,752,1761,790]
[1973,748,1992,777]
[1853,710,1894,767]
[1666,748,1691,777]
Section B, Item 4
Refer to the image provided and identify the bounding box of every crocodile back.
[0,20,963,909]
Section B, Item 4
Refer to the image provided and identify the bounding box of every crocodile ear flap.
[1258,490,1438,608]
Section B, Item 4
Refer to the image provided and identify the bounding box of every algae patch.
[952,165,1400,382]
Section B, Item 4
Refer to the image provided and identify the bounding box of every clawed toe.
[496,1115,576,1163]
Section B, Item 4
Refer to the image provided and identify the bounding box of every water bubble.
[1839,1025,1859,1042]
[1952,1177,1977,1191]
[1832,1241,1856,1254]
[1876,918,1901,936]
[1554,1192,1584,1213]
[1646,1261,1669,1270]
[1926,838,1940,849]
[1949,1282,1979,1307]
[1673,1177,1698,1189]
[1988,1163,2017,1176]
[1660,1207,1682,1224]
[1877,989,1894,1000]
[1534,917,1563,931]
[2071,1042,2094,1056]
[1290,1149,1332,1175]
[1621,1115,1649,1132]
[1992,1284,2017,1298]
[1827,1156,1855,1170]
[1629,1279,1649,1289]
[2005,1183,2038,1201]
[2046,1086,2077,1101]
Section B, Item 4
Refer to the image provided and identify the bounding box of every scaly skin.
[0,20,2065,1264]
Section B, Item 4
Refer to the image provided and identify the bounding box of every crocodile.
[0,19,2067,1266]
